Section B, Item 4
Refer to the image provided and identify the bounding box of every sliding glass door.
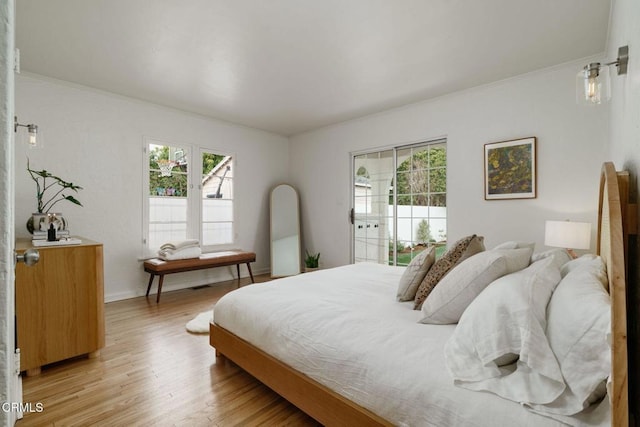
[352,140,447,265]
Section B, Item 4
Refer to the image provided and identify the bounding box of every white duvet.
[213,263,601,427]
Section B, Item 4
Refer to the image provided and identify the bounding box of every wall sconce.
[576,45,629,105]
[14,116,42,148]
[544,220,591,259]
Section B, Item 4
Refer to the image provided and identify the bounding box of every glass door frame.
[350,138,447,265]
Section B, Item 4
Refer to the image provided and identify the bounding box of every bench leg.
[246,262,255,283]
[236,264,241,281]
[145,274,155,297]
[156,274,165,303]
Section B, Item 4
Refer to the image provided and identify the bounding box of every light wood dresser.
[15,237,105,376]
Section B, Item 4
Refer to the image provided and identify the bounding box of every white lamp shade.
[544,220,591,250]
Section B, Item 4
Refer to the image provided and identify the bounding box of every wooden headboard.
[598,161,635,427]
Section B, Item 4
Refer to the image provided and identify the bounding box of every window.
[200,149,233,246]
[352,140,446,266]
[144,139,234,252]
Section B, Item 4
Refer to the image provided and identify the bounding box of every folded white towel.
[158,246,202,261]
[160,239,200,251]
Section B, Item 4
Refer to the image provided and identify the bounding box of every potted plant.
[26,159,83,233]
[304,250,320,272]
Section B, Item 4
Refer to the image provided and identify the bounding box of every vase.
[27,213,67,234]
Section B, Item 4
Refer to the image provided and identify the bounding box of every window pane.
[149,197,187,222]
[429,145,447,167]
[201,152,234,247]
[430,193,447,207]
[354,195,370,214]
[202,199,233,222]
[411,148,429,171]
[203,222,233,245]
[149,144,188,197]
[147,142,189,251]
[429,168,446,193]
[149,223,187,249]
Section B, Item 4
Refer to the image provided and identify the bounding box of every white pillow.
[419,247,532,324]
[528,256,611,416]
[493,241,535,250]
[396,246,436,301]
[559,254,605,279]
[531,248,571,269]
[444,257,565,405]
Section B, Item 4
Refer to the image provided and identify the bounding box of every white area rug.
[186,310,213,334]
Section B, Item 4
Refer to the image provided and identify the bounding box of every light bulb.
[28,125,37,147]
[576,62,610,106]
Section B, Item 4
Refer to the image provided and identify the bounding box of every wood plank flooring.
[17,275,320,426]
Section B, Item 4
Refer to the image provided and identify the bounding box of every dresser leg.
[88,350,101,359]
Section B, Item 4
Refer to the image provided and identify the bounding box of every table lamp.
[544,220,591,259]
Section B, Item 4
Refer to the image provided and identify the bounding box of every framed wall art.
[484,137,536,200]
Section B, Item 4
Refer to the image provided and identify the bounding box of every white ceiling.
[16,0,610,136]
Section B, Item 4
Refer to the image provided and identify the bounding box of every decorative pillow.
[413,235,485,310]
[493,241,535,250]
[419,247,532,324]
[531,248,571,269]
[528,256,610,416]
[396,246,436,301]
[444,257,565,405]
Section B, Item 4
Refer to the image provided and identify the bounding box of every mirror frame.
[270,184,301,277]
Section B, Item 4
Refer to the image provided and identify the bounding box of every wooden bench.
[144,250,256,302]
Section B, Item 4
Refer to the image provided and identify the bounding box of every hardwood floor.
[17,275,320,426]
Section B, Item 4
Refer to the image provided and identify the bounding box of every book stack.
[32,229,71,241]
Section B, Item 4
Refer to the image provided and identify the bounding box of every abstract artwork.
[484,137,536,200]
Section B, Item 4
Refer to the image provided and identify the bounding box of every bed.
[210,162,634,426]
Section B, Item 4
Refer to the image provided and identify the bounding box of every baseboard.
[104,266,270,303]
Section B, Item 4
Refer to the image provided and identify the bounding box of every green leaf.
[63,195,83,206]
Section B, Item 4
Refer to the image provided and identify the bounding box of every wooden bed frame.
[211,161,635,427]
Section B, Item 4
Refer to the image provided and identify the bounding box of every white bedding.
[213,263,604,427]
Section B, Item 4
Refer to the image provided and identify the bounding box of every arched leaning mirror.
[270,184,301,277]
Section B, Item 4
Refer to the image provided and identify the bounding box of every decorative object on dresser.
[15,237,104,376]
[484,137,536,200]
[26,159,83,234]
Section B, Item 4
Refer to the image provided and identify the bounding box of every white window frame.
[142,137,236,256]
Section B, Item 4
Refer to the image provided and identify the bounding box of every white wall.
[608,0,640,185]
[290,61,609,268]
[15,74,290,301]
